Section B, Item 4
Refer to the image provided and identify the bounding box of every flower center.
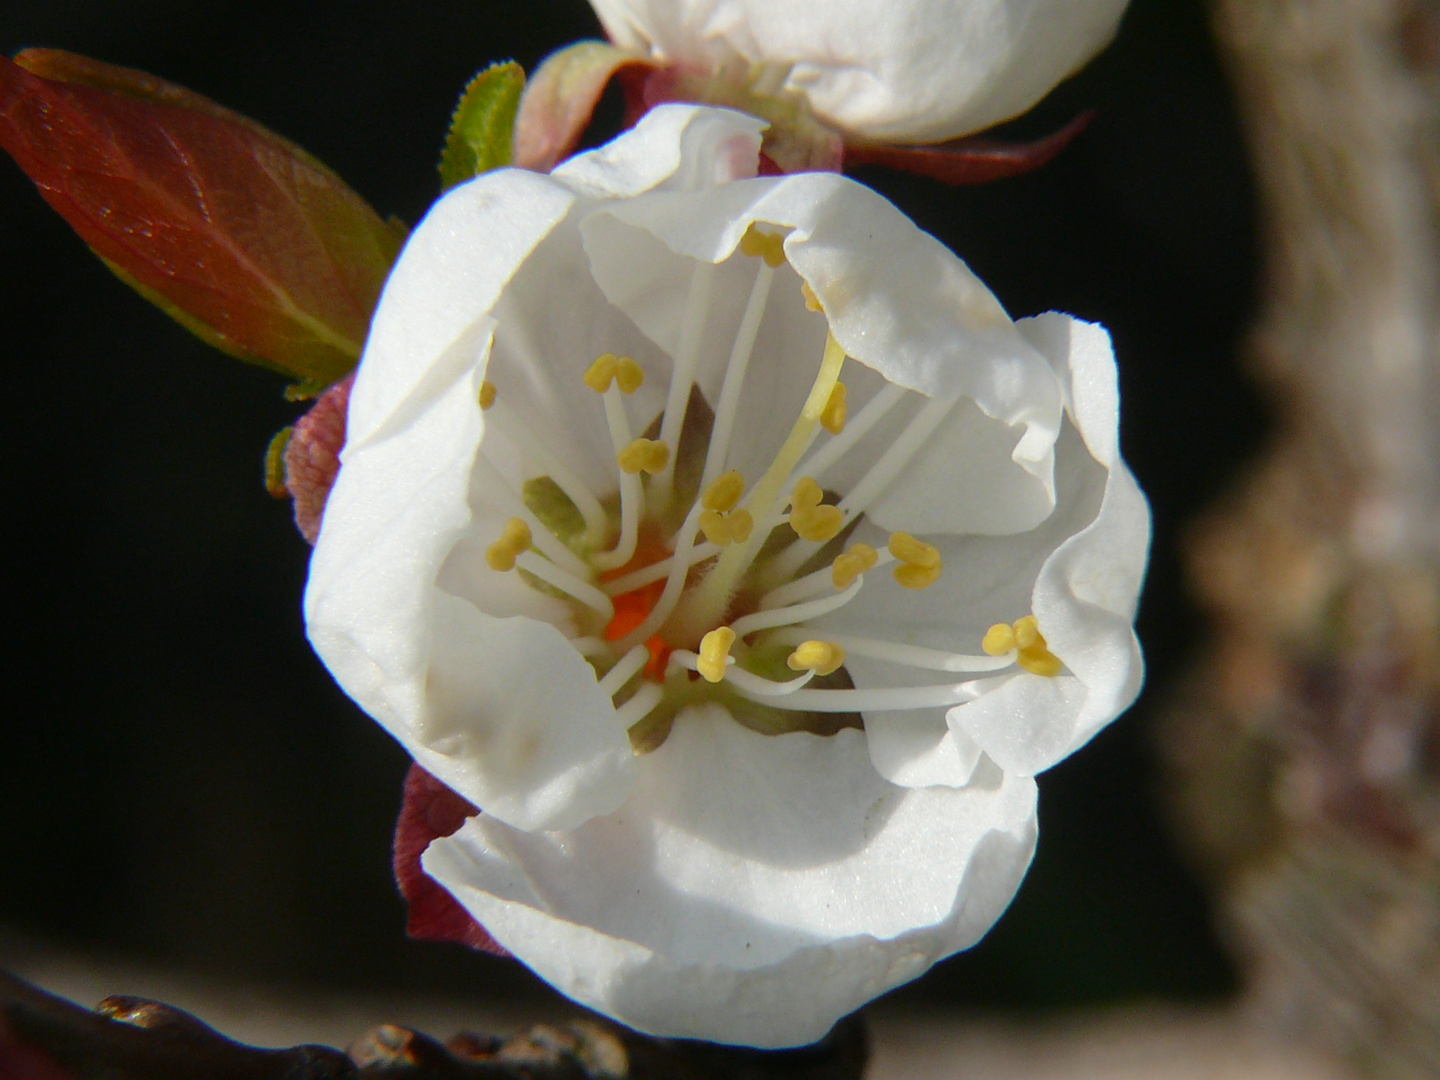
[480,224,1057,748]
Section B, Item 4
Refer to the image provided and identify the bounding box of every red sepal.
[393,763,509,957]
[283,372,353,545]
[843,110,1097,184]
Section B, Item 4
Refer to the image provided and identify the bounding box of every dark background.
[0,0,1262,1014]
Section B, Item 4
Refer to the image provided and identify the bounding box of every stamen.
[699,508,754,547]
[796,383,907,486]
[672,333,848,641]
[982,624,1017,655]
[515,551,616,622]
[1014,615,1041,650]
[620,498,709,647]
[786,640,846,676]
[820,382,847,435]
[739,223,787,268]
[587,364,650,576]
[702,471,745,512]
[832,543,880,590]
[569,636,610,657]
[486,518,531,572]
[479,381,497,410]
[701,259,775,494]
[769,627,1016,673]
[585,353,619,392]
[802,281,823,313]
[477,459,595,580]
[654,261,715,504]
[671,651,815,696]
[788,476,845,543]
[614,356,645,394]
[726,675,1011,713]
[729,577,863,640]
[986,615,1064,677]
[596,644,650,698]
[618,438,670,476]
[759,547,890,610]
[615,681,665,729]
[839,396,956,517]
[600,541,722,597]
[486,398,609,544]
[888,532,943,590]
[697,626,736,683]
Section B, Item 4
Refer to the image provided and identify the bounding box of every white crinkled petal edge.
[423,707,1038,1047]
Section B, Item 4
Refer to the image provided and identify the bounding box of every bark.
[1166,1,1440,1076]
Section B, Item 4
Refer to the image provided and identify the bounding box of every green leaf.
[439,61,525,192]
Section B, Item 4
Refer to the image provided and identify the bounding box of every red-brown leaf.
[0,51,401,386]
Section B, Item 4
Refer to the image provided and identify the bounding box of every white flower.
[588,0,1130,143]
[305,104,1148,1046]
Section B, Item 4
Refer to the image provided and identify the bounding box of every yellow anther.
[479,381,497,411]
[1012,615,1041,650]
[1017,648,1064,677]
[618,438,670,475]
[699,509,729,546]
[832,543,879,589]
[888,531,942,569]
[787,640,847,677]
[801,280,824,313]
[789,477,843,541]
[699,507,755,547]
[982,623,1017,656]
[702,471,745,513]
[983,616,1063,676]
[614,356,645,394]
[887,531,942,590]
[791,476,824,511]
[697,626,736,683]
[584,353,619,392]
[791,504,845,543]
[485,517,532,572]
[739,223,786,268]
[820,382,848,435]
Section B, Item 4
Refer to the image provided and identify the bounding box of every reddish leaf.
[394,763,509,957]
[843,110,1098,185]
[0,50,402,387]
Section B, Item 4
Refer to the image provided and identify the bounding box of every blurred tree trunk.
[1167,1,1440,1076]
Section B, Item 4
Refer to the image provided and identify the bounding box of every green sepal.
[265,427,293,497]
[439,61,525,192]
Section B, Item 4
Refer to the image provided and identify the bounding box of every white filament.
[654,260,715,503]
[700,260,774,494]
[614,681,665,729]
[765,627,1016,673]
[516,551,615,622]
[729,577,864,640]
[597,644,650,698]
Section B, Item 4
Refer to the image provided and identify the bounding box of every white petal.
[949,315,1149,775]
[864,396,1055,536]
[344,169,576,452]
[423,705,1036,1046]
[589,0,1129,142]
[553,103,765,199]
[306,338,637,831]
[844,651,987,788]
[582,171,1063,480]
